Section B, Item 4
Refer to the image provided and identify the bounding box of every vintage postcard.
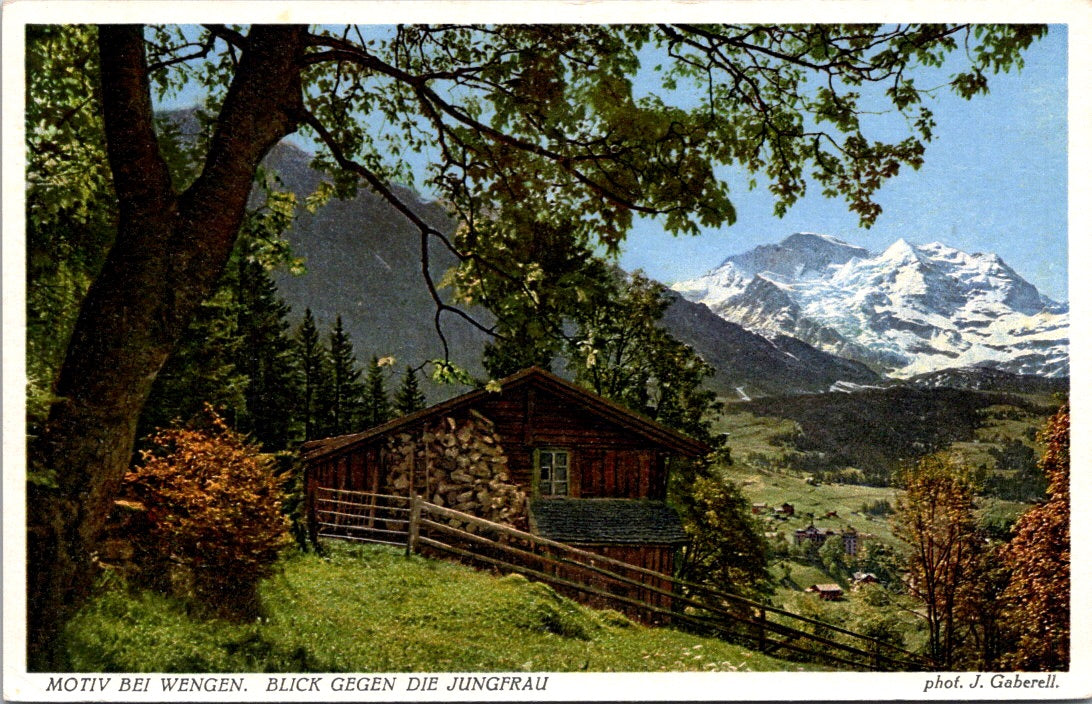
[3,1,1090,701]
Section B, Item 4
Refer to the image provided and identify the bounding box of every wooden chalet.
[805,583,844,601]
[302,367,709,583]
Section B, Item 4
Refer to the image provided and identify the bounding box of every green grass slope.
[63,543,810,673]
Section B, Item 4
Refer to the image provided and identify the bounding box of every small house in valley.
[852,572,879,588]
[794,522,863,556]
[302,367,708,585]
[805,583,844,601]
[794,524,833,546]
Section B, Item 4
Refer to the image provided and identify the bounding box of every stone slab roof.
[528,498,689,545]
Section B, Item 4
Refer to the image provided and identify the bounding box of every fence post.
[406,494,422,557]
[758,607,767,653]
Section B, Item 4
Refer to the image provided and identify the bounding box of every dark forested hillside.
[739,387,1059,485]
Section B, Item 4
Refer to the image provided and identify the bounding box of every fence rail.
[311,489,932,672]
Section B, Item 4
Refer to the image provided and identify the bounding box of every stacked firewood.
[383,411,527,530]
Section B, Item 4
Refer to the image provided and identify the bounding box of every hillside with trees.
[736,387,1060,487]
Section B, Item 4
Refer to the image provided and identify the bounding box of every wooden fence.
[311,488,933,672]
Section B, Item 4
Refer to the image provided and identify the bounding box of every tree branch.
[300,108,501,354]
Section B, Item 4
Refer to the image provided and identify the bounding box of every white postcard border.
[4,1,1090,701]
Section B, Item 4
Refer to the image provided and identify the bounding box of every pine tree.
[234,256,300,450]
[393,366,427,416]
[138,286,248,439]
[294,308,327,441]
[361,355,394,428]
[327,316,364,435]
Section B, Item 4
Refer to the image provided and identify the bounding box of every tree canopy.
[25,22,1045,668]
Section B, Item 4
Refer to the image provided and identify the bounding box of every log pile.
[383,412,527,530]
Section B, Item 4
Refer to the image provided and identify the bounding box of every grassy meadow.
[63,543,811,673]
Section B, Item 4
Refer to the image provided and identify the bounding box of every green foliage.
[233,252,301,450]
[393,365,427,415]
[843,585,908,649]
[956,541,1011,670]
[676,474,770,597]
[855,542,903,593]
[139,231,302,451]
[570,271,724,449]
[818,535,848,580]
[63,544,807,672]
[25,26,112,396]
[860,499,893,517]
[975,498,1024,541]
[271,451,311,552]
[361,355,395,427]
[429,359,475,387]
[296,24,1046,247]
[139,286,249,439]
[451,218,612,379]
[123,409,292,618]
[294,308,327,441]
[327,316,366,435]
[982,439,1046,501]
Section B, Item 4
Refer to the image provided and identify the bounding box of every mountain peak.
[782,232,859,249]
[673,233,1068,379]
[880,237,918,258]
[712,231,870,282]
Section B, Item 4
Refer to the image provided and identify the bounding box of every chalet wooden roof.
[807,584,844,593]
[301,366,711,462]
[527,498,689,545]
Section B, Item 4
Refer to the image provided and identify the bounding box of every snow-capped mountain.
[672,233,1068,378]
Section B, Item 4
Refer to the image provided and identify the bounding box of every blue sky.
[618,27,1069,301]
[160,25,1069,301]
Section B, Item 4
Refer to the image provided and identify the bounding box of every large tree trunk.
[26,24,307,670]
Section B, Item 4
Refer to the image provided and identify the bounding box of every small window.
[537,449,570,497]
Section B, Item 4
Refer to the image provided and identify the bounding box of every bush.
[675,473,770,597]
[123,408,291,618]
[860,499,893,517]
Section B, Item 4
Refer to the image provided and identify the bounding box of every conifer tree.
[393,365,427,416]
[361,355,394,428]
[295,308,327,440]
[327,316,364,435]
[138,287,248,439]
[235,256,300,450]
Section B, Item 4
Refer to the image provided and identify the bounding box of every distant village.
[752,501,878,601]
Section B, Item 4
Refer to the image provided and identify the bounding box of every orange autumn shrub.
[124,408,291,617]
[999,403,1069,671]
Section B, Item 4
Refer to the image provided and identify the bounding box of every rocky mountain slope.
[673,232,1069,378]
